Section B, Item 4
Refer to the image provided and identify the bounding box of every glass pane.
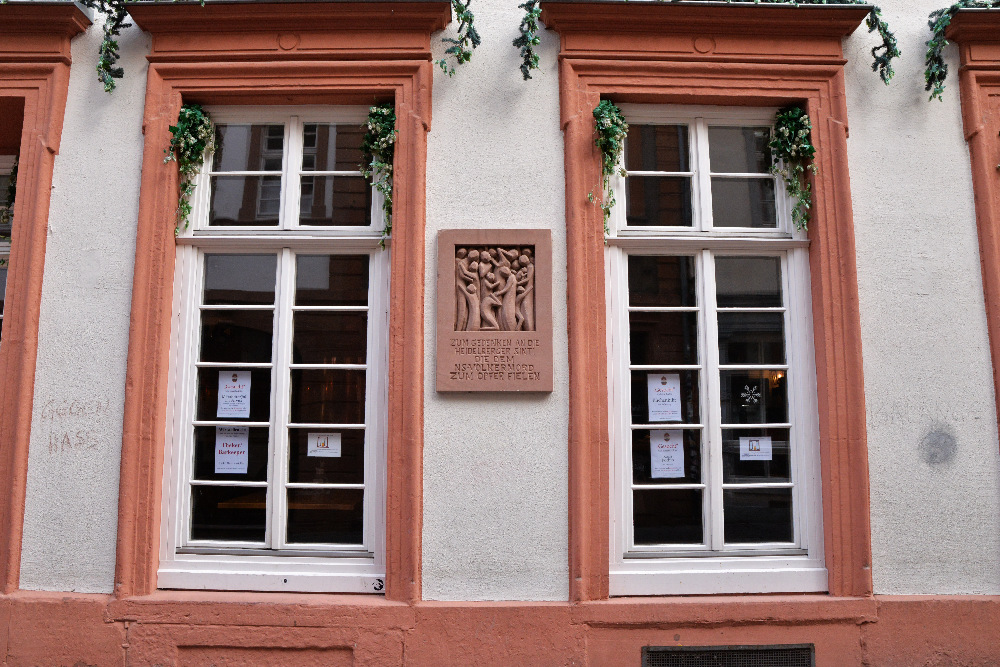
[200,310,274,363]
[190,486,266,542]
[196,368,272,422]
[625,124,690,172]
[290,369,366,424]
[722,428,791,484]
[204,254,277,306]
[301,123,365,172]
[0,265,6,315]
[288,428,365,484]
[295,255,369,307]
[286,488,364,544]
[625,176,692,227]
[715,256,782,308]
[292,312,367,365]
[633,488,703,545]
[213,124,284,172]
[708,126,772,173]
[627,255,696,308]
[192,426,269,482]
[711,178,776,228]
[717,312,785,365]
[632,429,702,484]
[720,369,787,425]
[631,370,699,424]
[629,311,698,366]
[723,488,793,543]
[298,175,371,226]
[209,175,281,226]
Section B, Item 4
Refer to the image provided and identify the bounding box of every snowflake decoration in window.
[741,385,761,406]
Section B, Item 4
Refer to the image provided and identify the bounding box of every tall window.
[607,106,824,595]
[160,107,389,593]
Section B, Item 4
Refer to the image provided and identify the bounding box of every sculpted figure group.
[455,246,535,332]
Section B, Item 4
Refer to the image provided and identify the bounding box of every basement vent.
[642,644,815,667]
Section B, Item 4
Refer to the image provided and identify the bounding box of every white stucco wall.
[844,0,1000,594]
[18,16,149,593]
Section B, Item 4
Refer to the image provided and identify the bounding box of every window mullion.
[695,118,713,231]
[269,248,296,549]
[702,249,725,550]
[611,247,637,554]
[782,251,803,549]
[177,248,203,549]
[284,118,302,231]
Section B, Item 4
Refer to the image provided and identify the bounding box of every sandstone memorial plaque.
[436,229,553,392]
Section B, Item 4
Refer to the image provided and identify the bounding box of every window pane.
[0,265,6,315]
[633,488,703,545]
[292,312,367,365]
[204,254,277,306]
[286,488,364,544]
[723,488,793,544]
[632,429,702,484]
[720,369,787,425]
[301,123,364,172]
[192,426,269,482]
[625,124,690,172]
[708,126,771,173]
[295,255,369,307]
[290,369,366,424]
[625,176,693,227]
[213,124,284,172]
[722,428,791,484]
[717,312,785,365]
[715,256,782,308]
[196,368,272,422]
[209,175,281,227]
[627,255,696,308]
[711,178,776,228]
[191,486,266,542]
[287,428,365,484]
[629,311,698,366]
[200,310,274,363]
[298,175,371,226]
[631,370,700,424]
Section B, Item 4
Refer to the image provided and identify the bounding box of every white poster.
[307,432,342,458]
[650,429,685,479]
[647,373,682,422]
[740,435,773,461]
[217,370,251,419]
[215,425,249,474]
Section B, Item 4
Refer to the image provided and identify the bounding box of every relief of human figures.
[455,246,535,331]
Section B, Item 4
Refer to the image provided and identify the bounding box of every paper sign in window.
[215,425,249,474]
[650,429,685,478]
[217,370,251,418]
[739,435,772,461]
[307,432,342,458]
[647,373,681,422]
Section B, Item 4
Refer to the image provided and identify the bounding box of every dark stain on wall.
[918,423,958,466]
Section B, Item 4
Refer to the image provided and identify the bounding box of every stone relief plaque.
[436,229,553,392]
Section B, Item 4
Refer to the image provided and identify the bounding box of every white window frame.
[159,106,390,593]
[607,105,826,595]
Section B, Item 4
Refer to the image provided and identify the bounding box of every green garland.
[589,100,629,236]
[360,105,397,248]
[770,106,817,231]
[512,0,542,81]
[437,0,481,76]
[925,1,1000,101]
[164,104,214,232]
[80,0,133,93]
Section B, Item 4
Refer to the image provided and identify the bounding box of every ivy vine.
[164,104,213,232]
[925,1,1000,101]
[437,0,481,76]
[513,0,542,81]
[770,106,817,231]
[590,100,629,236]
[360,105,397,248]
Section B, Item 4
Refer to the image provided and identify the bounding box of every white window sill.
[158,555,385,594]
[610,557,828,596]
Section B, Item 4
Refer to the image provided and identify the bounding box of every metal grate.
[642,644,815,667]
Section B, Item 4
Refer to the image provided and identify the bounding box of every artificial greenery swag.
[769,106,817,231]
[925,1,1000,101]
[590,100,629,236]
[437,0,482,76]
[80,0,133,93]
[361,105,397,248]
[164,104,214,232]
[513,0,542,80]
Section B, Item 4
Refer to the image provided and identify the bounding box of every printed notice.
[307,432,342,458]
[650,429,685,479]
[740,435,773,461]
[215,426,249,474]
[647,373,682,422]
[217,371,251,419]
